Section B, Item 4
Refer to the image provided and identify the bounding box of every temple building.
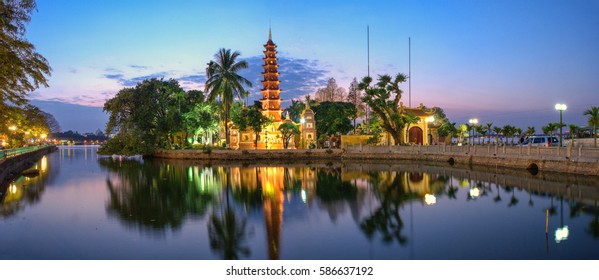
[341,102,436,147]
[231,29,312,150]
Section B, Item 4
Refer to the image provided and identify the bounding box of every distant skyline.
[26,0,598,132]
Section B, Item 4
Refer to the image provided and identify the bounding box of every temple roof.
[400,102,435,117]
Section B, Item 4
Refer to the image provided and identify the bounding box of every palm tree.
[475,125,487,145]
[526,126,535,137]
[584,106,599,147]
[492,126,502,145]
[205,48,252,147]
[547,122,559,146]
[502,125,514,145]
[568,124,579,143]
[485,123,493,145]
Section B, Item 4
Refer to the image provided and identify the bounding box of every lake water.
[1,146,598,260]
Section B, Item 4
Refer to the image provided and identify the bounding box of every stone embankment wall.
[153,144,599,176]
[0,146,57,186]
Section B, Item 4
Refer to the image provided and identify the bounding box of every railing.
[0,145,51,160]
[344,143,599,161]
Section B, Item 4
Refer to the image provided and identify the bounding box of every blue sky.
[26,0,598,132]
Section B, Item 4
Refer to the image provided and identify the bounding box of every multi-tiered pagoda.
[231,29,288,150]
[257,28,284,149]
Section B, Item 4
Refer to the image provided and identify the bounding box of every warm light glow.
[469,187,480,197]
[41,156,47,172]
[425,116,435,123]
[41,133,47,139]
[555,226,569,243]
[300,118,305,124]
[9,125,17,131]
[424,194,436,205]
[301,190,307,203]
[468,118,479,125]
[555,103,567,111]
[10,184,17,194]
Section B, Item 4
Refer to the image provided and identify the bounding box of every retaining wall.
[0,146,57,187]
[153,145,599,176]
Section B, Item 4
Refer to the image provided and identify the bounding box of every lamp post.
[555,104,567,147]
[468,118,478,146]
[300,117,305,149]
[425,116,435,145]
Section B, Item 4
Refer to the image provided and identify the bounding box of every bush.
[326,149,333,154]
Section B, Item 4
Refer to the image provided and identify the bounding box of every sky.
[24,0,599,133]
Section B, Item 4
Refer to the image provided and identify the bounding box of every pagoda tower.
[258,28,284,149]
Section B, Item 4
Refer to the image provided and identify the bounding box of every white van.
[522,136,560,147]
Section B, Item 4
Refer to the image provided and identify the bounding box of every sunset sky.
[26,0,598,132]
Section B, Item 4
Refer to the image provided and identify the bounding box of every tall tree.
[311,101,356,140]
[492,126,502,145]
[315,77,346,102]
[346,78,365,133]
[246,105,272,149]
[0,0,51,108]
[584,106,599,147]
[568,124,579,142]
[525,126,535,137]
[278,122,300,149]
[101,78,185,155]
[284,99,305,123]
[485,123,493,144]
[358,74,407,145]
[40,111,60,133]
[205,48,252,148]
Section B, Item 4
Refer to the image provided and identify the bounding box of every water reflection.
[1,155,52,217]
[90,158,599,259]
[98,158,217,233]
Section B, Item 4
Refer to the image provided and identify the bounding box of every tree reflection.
[315,168,357,202]
[208,171,251,259]
[98,158,216,233]
[360,171,414,245]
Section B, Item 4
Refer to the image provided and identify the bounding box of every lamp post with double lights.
[468,118,478,145]
[555,104,567,147]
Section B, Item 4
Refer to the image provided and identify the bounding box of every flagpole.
[409,37,411,108]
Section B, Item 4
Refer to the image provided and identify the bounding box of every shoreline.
[0,146,57,189]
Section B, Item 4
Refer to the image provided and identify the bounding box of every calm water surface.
[1,146,598,260]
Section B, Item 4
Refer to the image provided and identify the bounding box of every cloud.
[178,74,205,84]
[238,56,329,103]
[129,65,149,70]
[103,71,172,87]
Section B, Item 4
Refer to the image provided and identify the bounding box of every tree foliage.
[0,0,51,107]
[100,78,187,155]
[205,48,251,147]
[358,74,407,145]
[584,106,599,147]
[345,78,365,132]
[315,77,346,102]
[311,101,356,139]
[278,122,300,149]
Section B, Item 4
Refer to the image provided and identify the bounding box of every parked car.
[522,136,560,147]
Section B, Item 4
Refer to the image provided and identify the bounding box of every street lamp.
[300,117,305,149]
[555,103,567,147]
[425,116,435,145]
[468,118,478,145]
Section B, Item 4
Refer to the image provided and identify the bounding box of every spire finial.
[268,24,272,41]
